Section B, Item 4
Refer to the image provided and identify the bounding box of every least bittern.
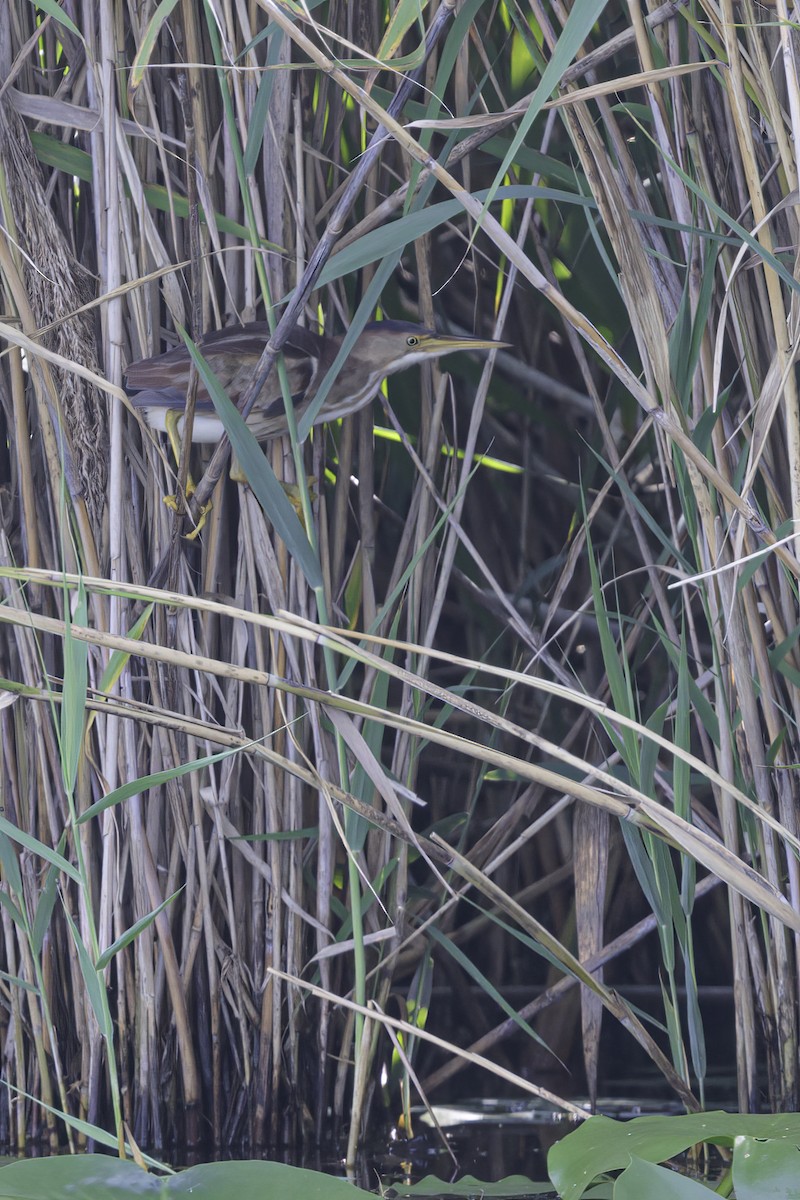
[125,319,507,529]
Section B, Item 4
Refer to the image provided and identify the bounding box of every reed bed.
[0,0,798,1161]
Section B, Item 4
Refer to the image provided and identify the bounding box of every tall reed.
[0,0,798,1158]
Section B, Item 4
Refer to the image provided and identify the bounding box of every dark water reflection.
[2,1082,738,1194]
[369,1096,684,1187]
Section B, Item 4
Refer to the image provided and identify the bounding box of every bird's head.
[351,320,508,381]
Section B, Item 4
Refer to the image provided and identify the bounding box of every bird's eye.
[406,335,419,347]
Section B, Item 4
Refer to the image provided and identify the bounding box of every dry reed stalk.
[526,0,800,1111]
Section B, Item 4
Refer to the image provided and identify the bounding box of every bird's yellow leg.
[229,452,246,485]
[231,454,317,527]
[164,409,196,497]
[284,478,317,520]
[162,409,212,539]
[230,452,316,519]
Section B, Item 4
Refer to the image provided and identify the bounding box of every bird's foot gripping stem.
[163,409,212,539]
[162,492,212,540]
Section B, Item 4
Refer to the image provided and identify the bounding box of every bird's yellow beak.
[421,333,510,354]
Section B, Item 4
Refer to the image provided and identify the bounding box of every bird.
[125,318,507,533]
[125,318,507,447]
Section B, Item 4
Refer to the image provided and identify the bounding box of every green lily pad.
[387,1174,551,1197]
[614,1156,716,1199]
[0,1157,378,1200]
[548,1112,800,1200]
[732,1133,800,1200]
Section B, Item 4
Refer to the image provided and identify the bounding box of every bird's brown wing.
[125,322,323,413]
